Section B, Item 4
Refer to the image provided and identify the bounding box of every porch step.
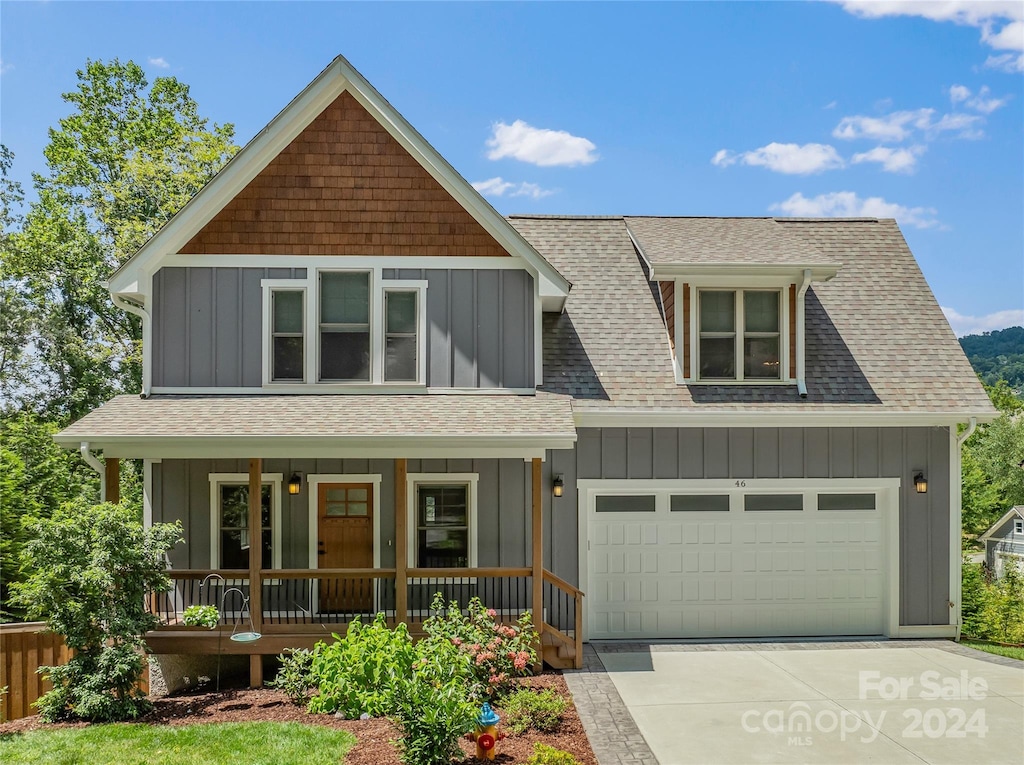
[540,627,577,670]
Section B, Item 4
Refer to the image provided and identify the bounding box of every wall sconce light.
[914,472,927,494]
[287,473,302,496]
[552,474,564,498]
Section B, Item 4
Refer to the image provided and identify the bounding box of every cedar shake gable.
[181,91,510,257]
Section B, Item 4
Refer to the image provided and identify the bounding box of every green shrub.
[502,687,568,734]
[392,638,479,765]
[270,648,314,705]
[422,593,539,699]
[526,743,581,765]
[11,500,181,722]
[307,613,416,718]
[182,605,219,628]
[962,557,1024,643]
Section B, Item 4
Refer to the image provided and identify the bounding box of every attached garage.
[579,479,900,640]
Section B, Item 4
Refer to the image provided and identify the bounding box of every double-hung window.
[270,289,305,382]
[208,474,282,569]
[698,289,781,381]
[407,474,478,570]
[319,271,371,382]
[383,289,419,383]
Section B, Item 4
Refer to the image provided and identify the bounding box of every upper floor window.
[698,289,781,381]
[263,271,425,387]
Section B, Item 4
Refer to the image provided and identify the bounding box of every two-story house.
[55,56,995,684]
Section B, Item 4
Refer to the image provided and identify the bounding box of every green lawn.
[962,639,1024,662]
[0,721,355,765]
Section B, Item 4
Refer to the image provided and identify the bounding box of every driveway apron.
[565,639,1024,765]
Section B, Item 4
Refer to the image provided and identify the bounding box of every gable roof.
[511,215,995,422]
[625,216,839,280]
[979,506,1024,542]
[106,55,569,298]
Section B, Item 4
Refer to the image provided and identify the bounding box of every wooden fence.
[0,622,71,722]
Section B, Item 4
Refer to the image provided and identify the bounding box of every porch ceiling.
[54,393,577,459]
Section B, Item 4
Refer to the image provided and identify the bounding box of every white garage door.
[584,480,896,640]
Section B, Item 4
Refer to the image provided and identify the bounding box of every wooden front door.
[318,483,373,613]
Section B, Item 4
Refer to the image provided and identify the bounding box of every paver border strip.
[564,644,659,765]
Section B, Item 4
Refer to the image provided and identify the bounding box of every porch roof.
[55,393,577,459]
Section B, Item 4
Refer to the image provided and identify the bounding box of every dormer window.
[698,289,781,381]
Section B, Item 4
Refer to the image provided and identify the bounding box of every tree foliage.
[961,381,1024,544]
[11,501,181,721]
[960,326,1024,390]
[1,59,237,421]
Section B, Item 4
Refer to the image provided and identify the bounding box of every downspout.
[953,416,979,642]
[795,268,812,398]
[109,290,152,398]
[80,441,106,503]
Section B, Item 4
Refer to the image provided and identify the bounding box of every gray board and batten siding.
[152,456,539,572]
[151,266,534,389]
[152,425,951,628]
[543,426,953,628]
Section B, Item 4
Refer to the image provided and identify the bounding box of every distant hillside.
[960,326,1024,388]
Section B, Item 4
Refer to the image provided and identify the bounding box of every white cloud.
[0,59,12,76]
[824,100,839,110]
[985,51,1024,72]
[851,144,926,173]
[837,2,1024,68]
[711,142,845,174]
[485,120,597,167]
[833,108,983,141]
[770,191,941,229]
[148,57,170,69]
[949,84,972,103]
[471,176,554,200]
[958,85,1007,113]
[941,306,1024,337]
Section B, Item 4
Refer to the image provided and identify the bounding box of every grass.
[0,721,355,765]
[961,639,1024,661]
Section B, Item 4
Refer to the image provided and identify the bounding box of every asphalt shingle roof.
[54,392,576,442]
[624,216,836,266]
[509,215,994,414]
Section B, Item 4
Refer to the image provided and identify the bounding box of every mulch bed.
[0,673,597,765]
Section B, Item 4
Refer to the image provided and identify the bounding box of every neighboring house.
[55,56,995,683]
[979,506,1024,579]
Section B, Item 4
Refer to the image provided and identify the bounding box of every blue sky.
[2,1,1021,335]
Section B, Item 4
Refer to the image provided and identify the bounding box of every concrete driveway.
[567,640,1024,765]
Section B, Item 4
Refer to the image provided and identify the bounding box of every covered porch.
[55,394,582,685]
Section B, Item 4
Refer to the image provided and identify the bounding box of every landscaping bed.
[0,673,596,765]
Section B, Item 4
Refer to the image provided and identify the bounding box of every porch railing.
[150,566,582,667]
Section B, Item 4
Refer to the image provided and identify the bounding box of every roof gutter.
[957,417,978,447]
[108,290,151,398]
[79,442,106,502]
[795,268,812,398]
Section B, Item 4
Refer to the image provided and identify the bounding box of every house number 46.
[734,480,747,487]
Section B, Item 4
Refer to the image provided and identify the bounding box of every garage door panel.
[589,489,887,639]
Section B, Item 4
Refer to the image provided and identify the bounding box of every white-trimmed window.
[208,473,283,569]
[406,473,479,569]
[270,288,305,382]
[698,289,782,381]
[1014,518,1024,535]
[262,271,426,387]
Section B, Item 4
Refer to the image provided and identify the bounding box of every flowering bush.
[422,593,538,699]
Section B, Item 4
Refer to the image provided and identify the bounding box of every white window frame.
[208,473,283,569]
[681,279,791,385]
[262,283,308,385]
[261,270,427,389]
[406,473,479,571]
[1014,518,1024,535]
